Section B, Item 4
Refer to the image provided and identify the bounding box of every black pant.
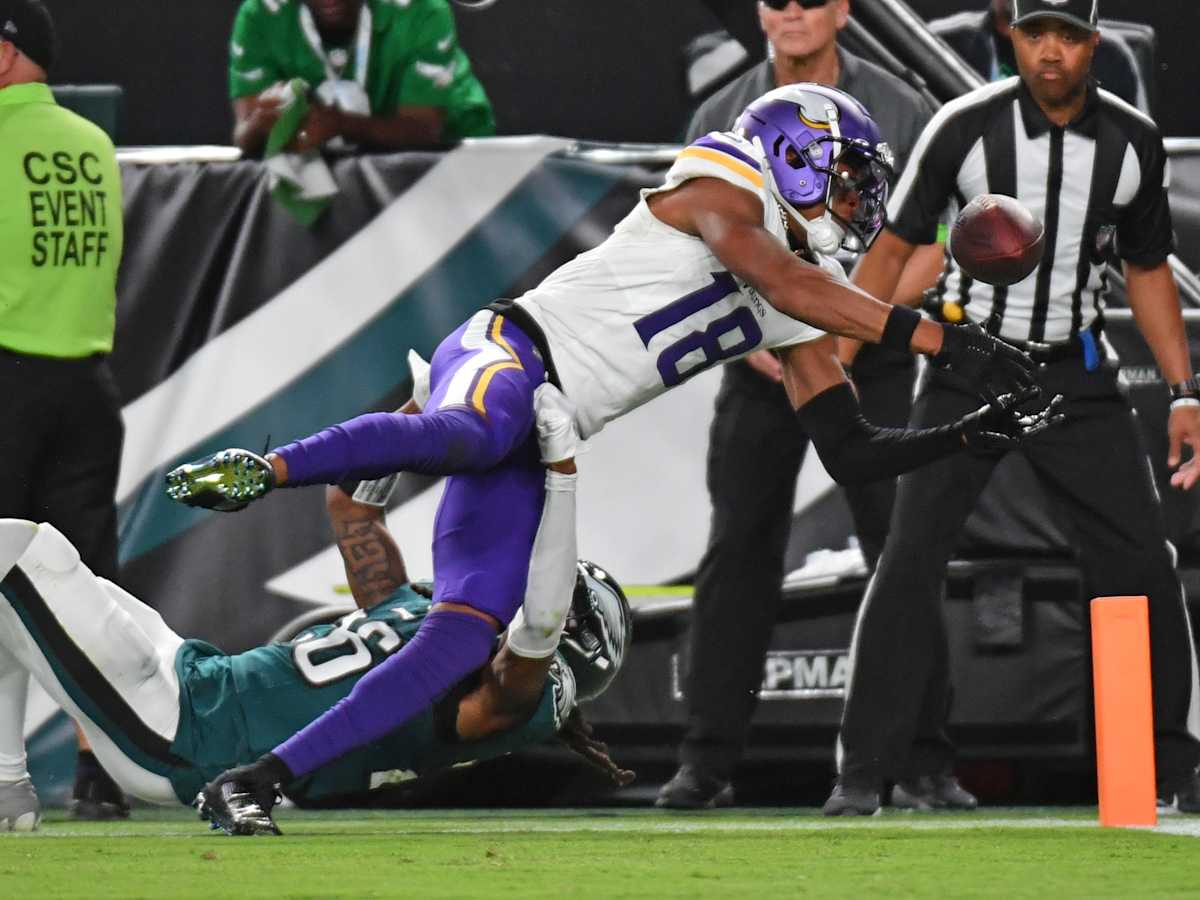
[0,350,123,581]
[679,345,915,776]
[838,359,1200,784]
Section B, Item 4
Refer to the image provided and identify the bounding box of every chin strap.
[793,210,845,255]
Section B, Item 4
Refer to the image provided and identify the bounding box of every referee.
[0,0,130,820]
[826,0,1200,815]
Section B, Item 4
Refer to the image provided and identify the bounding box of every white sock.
[0,666,30,783]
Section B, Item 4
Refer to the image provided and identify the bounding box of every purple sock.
[273,610,497,778]
[273,391,539,487]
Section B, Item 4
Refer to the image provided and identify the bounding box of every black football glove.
[196,753,292,836]
[957,392,1065,454]
[165,448,276,512]
[932,323,1041,408]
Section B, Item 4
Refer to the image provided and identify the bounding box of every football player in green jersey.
[0,392,631,834]
[0,519,631,833]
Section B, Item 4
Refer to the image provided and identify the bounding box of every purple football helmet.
[735,83,894,253]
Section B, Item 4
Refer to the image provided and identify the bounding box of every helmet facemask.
[737,84,895,254]
[805,139,893,253]
[558,561,632,702]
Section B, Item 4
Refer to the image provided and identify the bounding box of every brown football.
[949,194,1045,286]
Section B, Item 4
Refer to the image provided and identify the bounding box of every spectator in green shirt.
[228,0,496,156]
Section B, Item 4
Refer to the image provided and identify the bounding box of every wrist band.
[1171,397,1200,410]
[1169,375,1200,401]
[880,305,921,353]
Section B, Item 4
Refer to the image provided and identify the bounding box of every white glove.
[408,349,431,411]
[534,383,578,464]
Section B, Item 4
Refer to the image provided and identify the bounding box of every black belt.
[486,299,563,391]
[0,346,108,369]
[1000,318,1103,366]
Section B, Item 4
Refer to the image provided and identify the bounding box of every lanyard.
[298,2,372,90]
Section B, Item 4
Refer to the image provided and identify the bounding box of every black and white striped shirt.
[888,77,1174,344]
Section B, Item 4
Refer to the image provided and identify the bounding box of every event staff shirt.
[228,0,495,141]
[0,82,123,358]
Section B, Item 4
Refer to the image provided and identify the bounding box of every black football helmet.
[559,561,633,702]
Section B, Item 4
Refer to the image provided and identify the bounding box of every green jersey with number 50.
[513,129,844,440]
[165,585,571,804]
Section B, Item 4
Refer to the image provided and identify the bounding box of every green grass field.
[3,807,1199,898]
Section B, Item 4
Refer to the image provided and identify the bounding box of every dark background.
[44,1,1199,147]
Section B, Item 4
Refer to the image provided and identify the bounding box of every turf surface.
[2,807,1198,898]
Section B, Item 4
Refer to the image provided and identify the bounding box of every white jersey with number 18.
[514,130,842,439]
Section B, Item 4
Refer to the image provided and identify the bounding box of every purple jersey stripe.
[690,135,761,173]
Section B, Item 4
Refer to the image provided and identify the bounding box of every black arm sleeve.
[796,382,964,485]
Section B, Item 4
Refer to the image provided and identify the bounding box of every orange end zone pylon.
[1091,595,1157,827]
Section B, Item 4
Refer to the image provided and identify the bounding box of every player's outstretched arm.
[669,177,939,350]
[781,339,1063,484]
[657,178,1038,402]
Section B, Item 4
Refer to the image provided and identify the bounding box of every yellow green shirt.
[0,82,123,357]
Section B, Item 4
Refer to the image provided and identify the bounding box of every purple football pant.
[426,310,548,625]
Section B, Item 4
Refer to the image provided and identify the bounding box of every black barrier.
[585,563,1091,767]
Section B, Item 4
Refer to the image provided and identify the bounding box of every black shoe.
[891,774,978,811]
[1167,771,1200,814]
[655,765,734,810]
[71,752,131,820]
[822,777,881,816]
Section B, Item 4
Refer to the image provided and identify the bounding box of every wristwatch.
[1171,374,1200,408]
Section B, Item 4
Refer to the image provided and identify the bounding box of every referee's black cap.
[0,0,56,75]
[1011,0,1099,33]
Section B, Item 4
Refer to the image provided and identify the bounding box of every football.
[949,194,1045,286]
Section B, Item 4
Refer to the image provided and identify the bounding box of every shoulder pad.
[666,131,767,196]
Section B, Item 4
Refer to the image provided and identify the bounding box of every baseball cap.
[0,0,56,74]
[1011,0,1099,33]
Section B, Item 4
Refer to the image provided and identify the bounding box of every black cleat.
[891,774,978,811]
[1163,770,1200,814]
[71,754,131,820]
[822,777,881,816]
[655,765,734,810]
[196,781,282,836]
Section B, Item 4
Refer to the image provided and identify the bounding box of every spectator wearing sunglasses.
[657,0,947,811]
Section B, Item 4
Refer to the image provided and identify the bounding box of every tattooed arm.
[324,485,409,609]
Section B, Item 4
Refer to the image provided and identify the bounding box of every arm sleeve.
[228,2,283,99]
[797,382,964,484]
[505,471,578,659]
[1117,130,1176,267]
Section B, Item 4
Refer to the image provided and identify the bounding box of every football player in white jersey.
[162,85,1056,805]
